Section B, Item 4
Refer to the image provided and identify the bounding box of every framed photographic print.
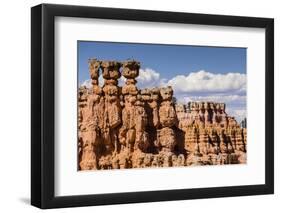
[31,3,274,209]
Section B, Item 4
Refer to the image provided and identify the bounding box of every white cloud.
[166,70,246,93]
[137,68,160,82]
[136,68,163,89]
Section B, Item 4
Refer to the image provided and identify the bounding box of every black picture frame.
[31,3,274,209]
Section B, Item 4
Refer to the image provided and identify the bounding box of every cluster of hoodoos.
[78,59,247,170]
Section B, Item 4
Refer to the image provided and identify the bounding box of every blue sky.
[78,41,246,122]
[78,41,246,83]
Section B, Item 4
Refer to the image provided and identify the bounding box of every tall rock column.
[210,103,218,125]
[119,60,140,153]
[204,102,211,126]
[156,86,178,155]
[219,103,228,128]
[198,102,206,128]
[100,61,122,160]
[140,88,160,153]
[176,104,188,130]
[134,94,149,152]
[79,59,103,170]
[78,87,89,169]
[235,127,247,163]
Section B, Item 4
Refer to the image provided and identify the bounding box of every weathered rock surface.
[78,59,247,170]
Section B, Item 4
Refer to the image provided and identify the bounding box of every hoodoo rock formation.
[78,59,247,170]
